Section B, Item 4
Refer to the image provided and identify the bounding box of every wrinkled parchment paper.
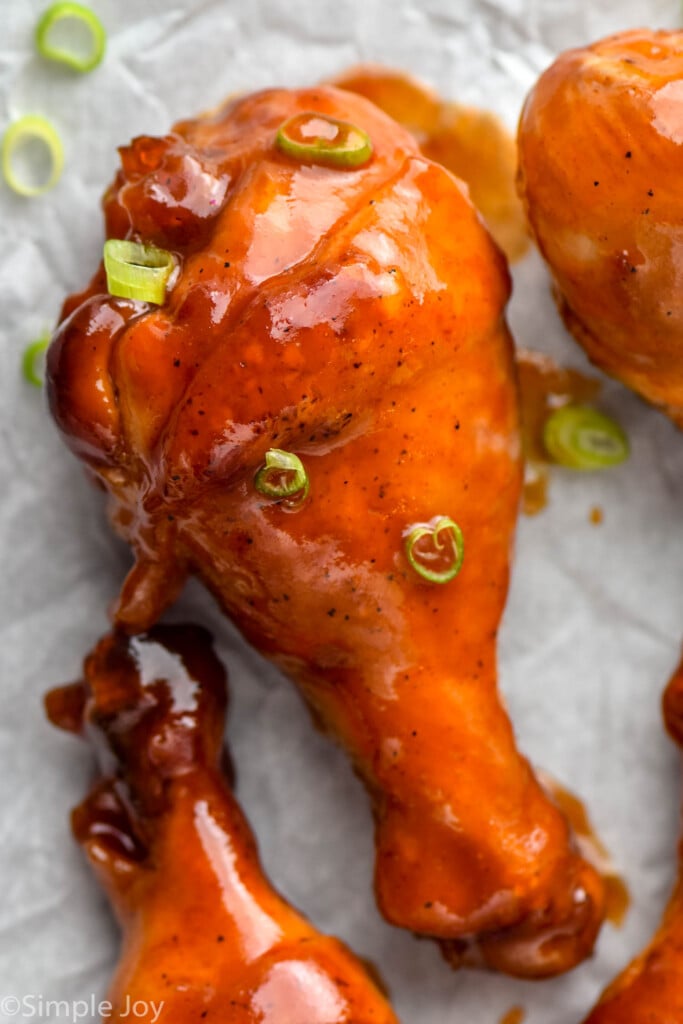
[2,1,683,1021]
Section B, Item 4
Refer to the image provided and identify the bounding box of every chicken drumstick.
[518,29,683,425]
[46,624,399,1023]
[47,84,604,976]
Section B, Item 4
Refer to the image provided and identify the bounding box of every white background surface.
[1,1,683,1022]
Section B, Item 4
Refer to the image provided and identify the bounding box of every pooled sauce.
[500,1008,525,1024]
[540,773,630,927]
[516,349,601,515]
[331,66,529,263]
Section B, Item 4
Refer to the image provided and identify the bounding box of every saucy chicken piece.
[332,65,529,262]
[581,658,683,1023]
[45,625,398,1024]
[518,29,683,425]
[47,85,604,976]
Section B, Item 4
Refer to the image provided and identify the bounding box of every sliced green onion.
[254,449,309,503]
[2,116,64,196]
[543,405,629,470]
[276,112,373,169]
[103,239,175,305]
[22,335,50,387]
[35,2,106,73]
[404,515,464,584]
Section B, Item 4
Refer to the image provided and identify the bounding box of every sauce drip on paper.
[540,772,630,927]
[500,1008,525,1024]
[516,349,601,515]
[590,505,604,525]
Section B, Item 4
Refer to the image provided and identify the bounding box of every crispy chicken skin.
[45,625,398,1024]
[581,660,683,1024]
[518,29,683,425]
[47,85,604,976]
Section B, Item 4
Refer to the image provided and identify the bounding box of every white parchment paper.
[2,2,683,1021]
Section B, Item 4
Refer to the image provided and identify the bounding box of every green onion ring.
[35,2,106,73]
[2,116,64,196]
[103,239,175,305]
[543,405,629,470]
[254,449,309,503]
[404,515,465,584]
[276,112,373,169]
[22,335,50,387]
